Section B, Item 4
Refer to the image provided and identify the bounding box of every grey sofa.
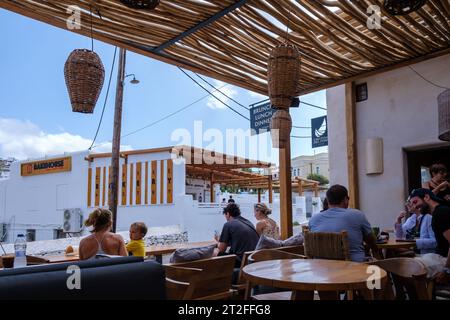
[0,256,166,300]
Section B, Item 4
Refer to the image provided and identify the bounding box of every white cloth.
[414,253,447,278]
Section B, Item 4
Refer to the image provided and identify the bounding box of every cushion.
[169,245,216,263]
[255,233,304,250]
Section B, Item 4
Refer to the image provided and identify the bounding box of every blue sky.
[0,9,327,163]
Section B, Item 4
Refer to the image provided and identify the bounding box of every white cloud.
[248,90,268,101]
[206,80,238,110]
[0,118,132,160]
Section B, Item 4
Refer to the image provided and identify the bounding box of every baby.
[126,222,148,257]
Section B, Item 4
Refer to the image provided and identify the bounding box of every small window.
[316,166,320,174]
[26,229,36,242]
[53,229,65,239]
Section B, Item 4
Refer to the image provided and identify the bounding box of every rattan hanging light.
[268,43,300,148]
[438,89,450,141]
[383,0,427,15]
[64,49,105,113]
[119,0,159,10]
[270,109,292,149]
[268,43,301,109]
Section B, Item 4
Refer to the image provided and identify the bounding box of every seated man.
[409,188,450,284]
[216,203,259,268]
[308,184,379,262]
[394,202,436,254]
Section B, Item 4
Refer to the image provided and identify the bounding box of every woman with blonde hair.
[254,203,280,240]
[79,208,128,260]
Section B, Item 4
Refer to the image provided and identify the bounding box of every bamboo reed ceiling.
[2,0,449,95]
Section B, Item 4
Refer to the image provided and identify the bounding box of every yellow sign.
[21,157,72,176]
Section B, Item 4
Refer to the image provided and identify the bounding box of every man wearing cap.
[409,188,450,284]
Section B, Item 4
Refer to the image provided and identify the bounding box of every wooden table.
[1,241,217,267]
[40,254,81,264]
[376,239,416,259]
[145,240,216,263]
[242,259,387,300]
[376,239,416,249]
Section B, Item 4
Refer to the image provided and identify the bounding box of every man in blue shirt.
[309,185,380,262]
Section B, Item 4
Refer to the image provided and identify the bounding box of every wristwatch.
[444,267,450,274]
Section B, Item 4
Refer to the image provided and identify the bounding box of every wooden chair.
[369,258,433,300]
[165,255,237,300]
[234,245,305,293]
[303,230,350,261]
[245,249,306,300]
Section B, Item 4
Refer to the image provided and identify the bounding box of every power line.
[121,84,227,138]
[300,101,327,111]
[91,84,228,149]
[194,73,249,110]
[291,135,311,138]
[88,46,117,150]
[292,125,311,129]
[409,66,450,90]
[179,67,250,120]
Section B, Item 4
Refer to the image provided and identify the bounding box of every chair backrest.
[248,249,306,263]
[277,245,305,255]
[370,258,433,300]
[303,230,350,260]
[165,255,236,300]
[235,245,304,285]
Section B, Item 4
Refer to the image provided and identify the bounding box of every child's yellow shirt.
[126,239,145,257]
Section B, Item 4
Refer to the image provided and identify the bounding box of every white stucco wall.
[0,149,189,243]
[327,54,450,230]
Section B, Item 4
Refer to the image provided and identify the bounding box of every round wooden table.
[376,239,416,249]
[242,259,387,300]
[376,239,416,259]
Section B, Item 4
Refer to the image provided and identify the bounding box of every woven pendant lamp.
[383,0,427,15]
[438,89,450,141]
[268,43,301,109]
[270,109,292,148]
[64,49,105,114]
[120,0,159,10]
[268,43,300,148]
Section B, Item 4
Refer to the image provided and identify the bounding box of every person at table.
[409,188,450,284]
[79,208,128,260]
[215,203,259,267]
[254,203,280,240]
[394,200,436,254]
[422,163,450,204]
[308,184,381,262]
[127,222,147,257]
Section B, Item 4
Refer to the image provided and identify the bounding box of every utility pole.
[109,48,126,233]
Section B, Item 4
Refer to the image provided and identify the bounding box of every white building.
[326,54,450,231]
[0,146,272,243]
[291,153,329,179]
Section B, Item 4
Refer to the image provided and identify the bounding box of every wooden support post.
[279,138,293,239]
[314,183,319,197]
[345,82,359,209]
[257,188,261,203]
[210,173,215,203]
[268,175,273,204]
[109,48,126,233]
[298,179,303,196]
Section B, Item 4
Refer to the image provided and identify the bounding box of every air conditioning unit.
[62,208,83,233]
